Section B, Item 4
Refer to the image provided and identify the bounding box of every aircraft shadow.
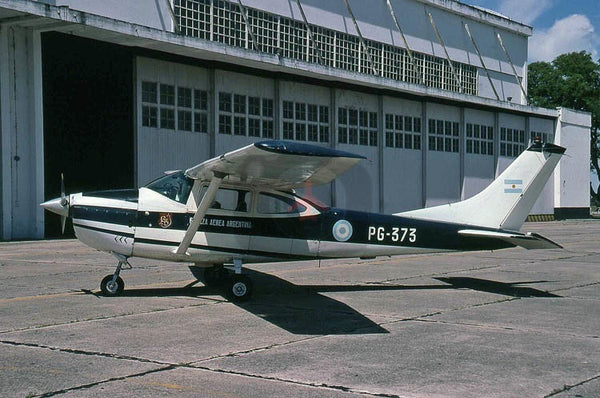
[434,277,561,298]
[88,271,560,335]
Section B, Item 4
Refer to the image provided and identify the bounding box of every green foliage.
[527,51,600,203]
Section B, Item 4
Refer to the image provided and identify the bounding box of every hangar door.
[42,32,134,237]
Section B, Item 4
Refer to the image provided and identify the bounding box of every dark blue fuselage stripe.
[72,222,135,239]
[71,205,514,251]
[134,237,315,260]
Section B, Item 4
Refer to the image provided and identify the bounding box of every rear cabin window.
[257,192,306,214]
[201,187,251,212]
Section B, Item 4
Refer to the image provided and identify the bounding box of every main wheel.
[225,275,253,302]
[203,265,228,287]
[100,274,124,296]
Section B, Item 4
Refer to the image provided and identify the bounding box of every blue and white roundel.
[332,220,353,242]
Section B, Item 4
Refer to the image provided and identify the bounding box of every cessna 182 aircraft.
[42,138,564,301]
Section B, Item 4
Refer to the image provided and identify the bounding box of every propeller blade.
[61,215,67,234]
[60,173,68,207]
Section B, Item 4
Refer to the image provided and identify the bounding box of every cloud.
[497,0,553,25]
[529,14,599,62]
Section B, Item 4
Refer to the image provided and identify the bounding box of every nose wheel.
[100,274,124,296]
[100,254,130,297]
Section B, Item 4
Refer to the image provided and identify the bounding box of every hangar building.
[0,0,592,239]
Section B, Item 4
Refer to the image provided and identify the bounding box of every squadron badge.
[158,213,173,229]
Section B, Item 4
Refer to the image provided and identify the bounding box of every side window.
[201,187,251,212]
[257,192,306,214]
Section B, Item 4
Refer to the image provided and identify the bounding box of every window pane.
[160,84,175,105]
[142,81,157,103]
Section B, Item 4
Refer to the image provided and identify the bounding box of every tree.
[527,51,600,205]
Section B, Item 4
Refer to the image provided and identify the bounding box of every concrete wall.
[554,108,591,216]
[34,0,173,31]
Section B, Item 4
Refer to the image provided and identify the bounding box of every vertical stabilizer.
[398,140,566,231]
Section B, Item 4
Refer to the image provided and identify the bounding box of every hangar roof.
[0,0,554,119]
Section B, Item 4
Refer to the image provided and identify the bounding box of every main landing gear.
[100,254,130,297]
[99,255,253,302]
[202,258,253,302]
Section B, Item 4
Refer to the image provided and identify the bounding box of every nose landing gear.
[100,254,130,297]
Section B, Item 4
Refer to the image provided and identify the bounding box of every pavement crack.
[34,365,176,397]
[545,374,600,397]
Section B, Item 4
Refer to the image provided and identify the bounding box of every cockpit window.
[257,192,307,214]
[145,171,193,204]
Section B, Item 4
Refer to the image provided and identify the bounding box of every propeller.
[40,173,70,234]
[59,173,68,233]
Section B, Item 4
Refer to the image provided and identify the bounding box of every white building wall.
[425,102,460,207]
[136,57,211,186]
[554,108,591,212]
[529,117,555,214]
[279,80,332,205]
[463,108,495,199]
[35,0,173,31]
[0,25,44,239]
[382,96,422,213]
[335,89,380,212]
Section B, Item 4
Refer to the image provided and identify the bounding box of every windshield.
[145,171,193,204]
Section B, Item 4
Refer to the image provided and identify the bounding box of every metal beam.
[427,11,463,93]
[164,0,180,34]
[295,0,325,65]
[341,0,378,76]
[236,0,261,52]
[175,172,225,256]
[496,32,528,104]
[464,23,500,100]
[384,0,424,85]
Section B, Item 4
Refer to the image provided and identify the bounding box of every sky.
[462,0,600,62]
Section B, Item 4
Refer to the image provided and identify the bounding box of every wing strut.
[174,171,226,256]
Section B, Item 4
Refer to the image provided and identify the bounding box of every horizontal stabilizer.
[458,229,563,250]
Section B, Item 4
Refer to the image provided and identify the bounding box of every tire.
[100,274,124,296]
[203,266,228,287]
[225,275,253,302]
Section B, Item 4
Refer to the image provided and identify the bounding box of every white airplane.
[42,138,564,301]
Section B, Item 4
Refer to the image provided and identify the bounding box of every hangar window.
[466,123,494,155]
[160,108,175,130]
[142,81,157,103]
[175,0,477,96]
[160,84,175,106]
[338,107,377,147]
[530,131,553,144]
[500,127,525,157]
[384,114,421,150]
[193,89,208,134]
[142,106,157,128]
[219,92,273,137]
[428,119,458,153]
[282,100,329,143]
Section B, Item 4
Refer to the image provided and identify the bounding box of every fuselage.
[66,184,513,266]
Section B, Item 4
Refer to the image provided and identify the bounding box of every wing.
[185,140,366,189]
[458,229,562,250]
